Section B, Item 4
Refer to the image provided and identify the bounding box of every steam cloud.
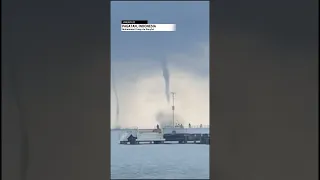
[161,59,170,103]
[111,70,120,128]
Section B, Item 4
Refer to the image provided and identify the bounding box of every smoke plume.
[111,70,120,128]
[161,59,170,103]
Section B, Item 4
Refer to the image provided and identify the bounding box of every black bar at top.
[121,20,148,24]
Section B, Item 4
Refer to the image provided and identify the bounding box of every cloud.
[111,42,209,129]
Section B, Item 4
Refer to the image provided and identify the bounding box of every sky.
[111,1,210,128]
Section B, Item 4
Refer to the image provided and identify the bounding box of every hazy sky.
[111,1,209,128]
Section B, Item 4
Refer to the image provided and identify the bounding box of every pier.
[118,125,210,145]
[118,92,209,145]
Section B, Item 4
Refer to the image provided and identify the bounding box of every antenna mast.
[171,92,176,127]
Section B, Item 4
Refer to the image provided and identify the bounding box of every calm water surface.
[111,130,209,179]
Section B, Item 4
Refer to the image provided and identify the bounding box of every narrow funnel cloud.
[111,70,120,128]
[161,59,170,103]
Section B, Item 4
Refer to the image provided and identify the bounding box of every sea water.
[111,130,210,179]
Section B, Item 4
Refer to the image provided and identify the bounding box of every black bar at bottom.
[121,20,148,24]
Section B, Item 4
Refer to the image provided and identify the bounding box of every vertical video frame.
[111,1,210,179]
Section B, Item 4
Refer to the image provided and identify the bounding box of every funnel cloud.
[161,59,171,104]
[111,70,120,128]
